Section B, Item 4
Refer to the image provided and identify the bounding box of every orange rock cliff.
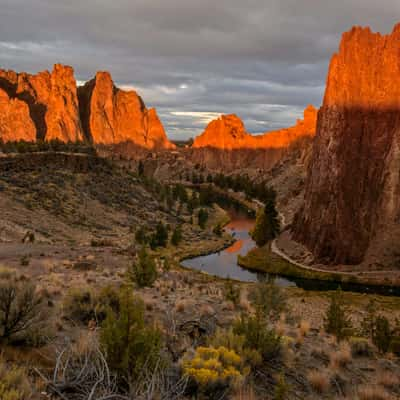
[293,24,400,265]
[189,105,317,171]
[192,105,317,150]
[78,71,174,149]
[0,65,174,150]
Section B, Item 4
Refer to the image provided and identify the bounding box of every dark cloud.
[0,0,399,138]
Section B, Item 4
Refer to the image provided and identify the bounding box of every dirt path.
[271,238,399,277]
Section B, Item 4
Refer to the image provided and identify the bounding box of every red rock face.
[0,64,84,142]
[78,72,175,149]
[190,106,317,170]
[293,24,400,266]
[0,88,36,142]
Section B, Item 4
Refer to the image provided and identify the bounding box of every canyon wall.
[190,105,317,171]
[293,24,400,266]
[0,65,174,151]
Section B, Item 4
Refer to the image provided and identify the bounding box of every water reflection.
[182,208,295,286]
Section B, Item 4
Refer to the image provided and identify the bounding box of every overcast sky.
[0,1,399,139]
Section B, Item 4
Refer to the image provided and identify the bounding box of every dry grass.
[199,304,215,317]
[232,385,257,400]
[357,385,394,400]
[175,299,189,313]
[330,342,352,370]
[307,370,330,393]
[222,301,235,311]
[298,320,311,337]
[377,371,400,389]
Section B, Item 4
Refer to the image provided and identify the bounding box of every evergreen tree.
[100,287,162,385]
[150,221,168,249]
[130,247,158,287]
[135,226,147,245]
[324,288,352,341]
[198,208,209,229]
[171,225,182,246]
[251,192,280,247]
[373,316,392,353]
[138,160,144,176]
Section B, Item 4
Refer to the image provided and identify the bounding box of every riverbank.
[238,245,400,292]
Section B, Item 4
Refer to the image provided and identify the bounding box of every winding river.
[182,208,400,296]
[182,208,294,285]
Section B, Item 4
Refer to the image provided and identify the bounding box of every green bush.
[274,373,289,400]
[130,247,158,288]
[389,336,400,356]
[63,285,120,324]
[250,279,287,322]
[224,280,241,306]
[171,225,182,246]
[100,288,162,386]
[198,208,209,229]
[0,277,44,343]
[324,288,352,341]
[349,337,373,357]
[372,316,392,354]
[233,314,281,362]
[150,222,169,249]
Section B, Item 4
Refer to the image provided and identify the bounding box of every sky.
[0,1,399,140]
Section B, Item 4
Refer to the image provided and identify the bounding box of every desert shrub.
[224,280,241,306]
[349,337,373,357]
[274,373,289,400]
[372,316,392,354]
[150,222,168,249]
[63,285,120,324]
[250,279,287,322]
[171,225,182,246]
[360,299,377,338]
[19,255,30,266]
[100,288,162,386]
[233,314,281,362]
[130,247,158,288]
[0,359,33,400]
[324,288,352,341]
[182,346,248,397]
[213,223,223,237]
[198,208,209,229]
[389,336,400,356]
[307,370,330,394]
[135,226,148,245]
[0,277,44,343]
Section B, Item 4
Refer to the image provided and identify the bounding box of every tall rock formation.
[0,88,36,142]
[190,105,317,171]
[293,24,400,266]
[78,72,175,149]
[0,64,83,142]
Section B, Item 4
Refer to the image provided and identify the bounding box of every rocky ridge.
[0,65,174,150]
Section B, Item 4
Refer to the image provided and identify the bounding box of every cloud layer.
[0,0,399,139]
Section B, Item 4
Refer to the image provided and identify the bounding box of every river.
[181,208,400,296]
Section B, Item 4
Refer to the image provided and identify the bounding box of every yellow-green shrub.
[182,346,248,389]
[0,359,33,400]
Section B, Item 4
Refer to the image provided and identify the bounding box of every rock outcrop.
[0,65,173,151]
[190,105,317,171]
[293,24,400,266]
[0,64,83,142]
[0,88,36,142]
[78,72,175,149]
